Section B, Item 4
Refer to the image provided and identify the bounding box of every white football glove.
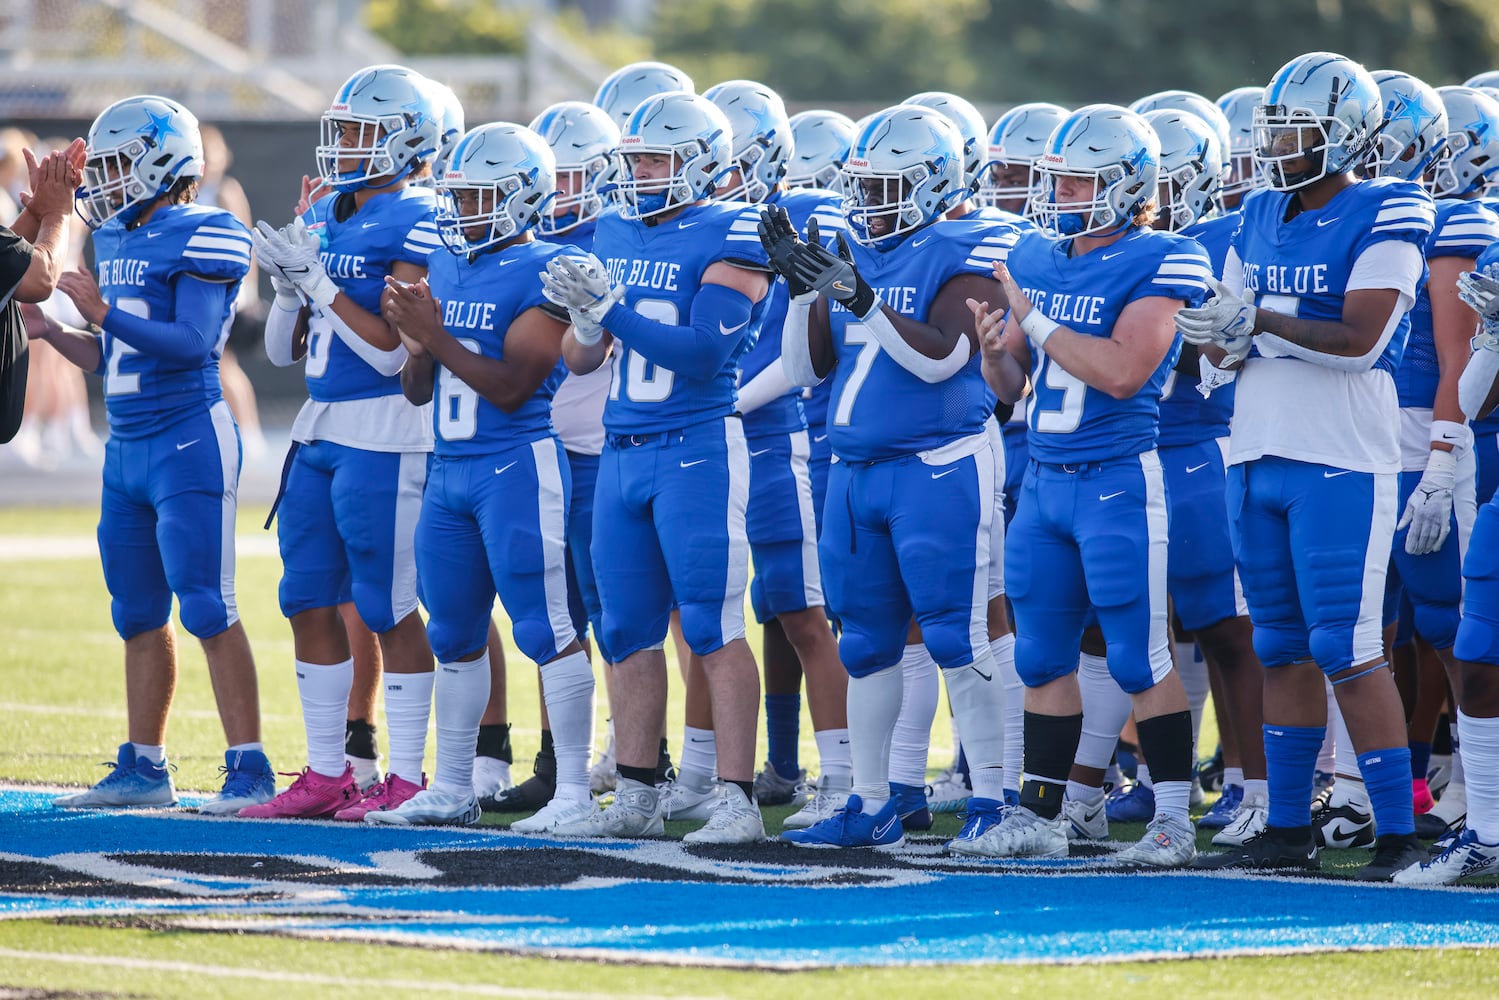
[1397,448,1457,555]
[1457,265,1499,322]
[1176,277,1257,366]
[250,221,304,310]
[253,219,338,310]
[540,254,623,345]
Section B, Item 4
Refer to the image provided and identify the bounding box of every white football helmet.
[1369,71,1447,181]
[426,80,466,182]
[594,61,695,127]
[1142,109,1224,231]
[78,95,204,229]
[317,65,441,191]
[528,101,620,236]
[1465,71,1499,91]
[1254,52,1382,191]
[1131,91,1232,172]
[842,104,966,250]
[981,102,1068,215]
[1430,86,1499,198]
[786,110,856,191]
[616,92,732,222]
[905,91,989,195]
[436,124,556,255]
[1032,104,1160,239]
[704,79,792,204]
[1216,86,1265,202]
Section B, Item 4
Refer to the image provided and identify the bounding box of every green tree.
[365,0,526,55]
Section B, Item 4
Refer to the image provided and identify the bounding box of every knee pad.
[349,580,403,635]
[1307,625,1355,676]
[1455,611,1499,666]
[177,589,234,640]
[677,602,743,657]
[1410,598,1460,651]
[512,615,570,667]
[112,592,173,641]
[1252,623,1310,669]
[919,615,983,671]
[1013,632,1076,689]
[427,615,489,666]
[1081,532,1148,610]
[839,625,904,679]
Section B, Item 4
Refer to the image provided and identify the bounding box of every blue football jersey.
[300,185,440,403]
[740,187,844,438]
[594,200,771,435]
[1234,178,1434,376]
[824,218,1022,462]
[1476,240,1499,437]
[1011,226,1210,463]
[1158,211,1243,448]
[93,203,251,439]
[425,238,580,458]
[1396,198,1499,409]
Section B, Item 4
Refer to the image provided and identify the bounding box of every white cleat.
[581,778,664,838]
[1116,815,1197,868]
[1062,795,1109,840]
[472,756,512,800]
[347,754,383,793]
[510,795,599,835]
[782,775,852,829]
[1393,829,1499,886]
[589,736,617,795]
[926,767,972,813]
[947,805,1070,859]
[1211,795,1268,847]
[683,784,765,845]
[660,776,721,821]
[364,786,481,827]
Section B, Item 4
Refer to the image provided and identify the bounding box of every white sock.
[850,660,905,811]
[992,633,1024,794]
[948,710,962,769]
[1066,779,1104,805]
[1450,718,1465,785]
[1153,780,1191,823]
[888,643,938,786]
[1176,641,1209,752]
[1243,777,1267,804]
[1328,773,1369,808]
[1316,678,1337,773]
[1224,766,1245,789]
[227,742,264,754]
[541,650,596,801]
[131,743,165,765]
[942,653,1005,801]
[1137,763,1153,789]
[296,658,353,778]
[384,670,435,783]
[1076,651,1131,770]
[679,725,717,786]
[814,727,852,786]
[432,654,490,796]
[1458,711,1499,844]
[1329,694,1358,779]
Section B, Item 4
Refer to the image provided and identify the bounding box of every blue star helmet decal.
[138,109,180,145]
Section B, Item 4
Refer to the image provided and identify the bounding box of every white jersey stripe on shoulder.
[187,235,252,252]
[183,249,251,264]
[194,226,247,237]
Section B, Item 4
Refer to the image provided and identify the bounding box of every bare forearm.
[39,326,102,373]
[427,332,543,413]
[982,350,1028,404]
[401,353,435,405]
[563,329,610,375]
[1042,327,1156,399]
[1255,310,1371,357]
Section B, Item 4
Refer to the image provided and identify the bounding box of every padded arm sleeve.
[103,276,227,367]
[264,299,300,367]
[780,294,820,387]
[601,282,754,381]
[861,307,969,384]
[736,356,796,414]
[323,307,408,376]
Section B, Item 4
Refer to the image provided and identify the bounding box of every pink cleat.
[238,765,359,819]
[334,772,425,821]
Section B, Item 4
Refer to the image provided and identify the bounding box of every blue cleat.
[890,781,933,831]
[1196,783,1243,830]
[1105,781,1155,823]
[946,797,1006,853]
[199,748,276,815]
[781,794,905,849]
[53,743,176,809]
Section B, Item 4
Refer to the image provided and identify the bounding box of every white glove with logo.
[250,221,304,309]
[1397,448,1457,555]
[253,218,338,310]
[1457,265,1499,322]
[1176,277,1257,366]
[540,253,623,346]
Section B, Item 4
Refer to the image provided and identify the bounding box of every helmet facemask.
[541,156,611,235]
[318,113,423,191]
[1033,161,1144,239]
[79,139,152,228]
[842,165,930,249]
[1253,105,1372,191]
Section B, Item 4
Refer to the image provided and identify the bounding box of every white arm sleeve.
[321,308,409,377]
[737,360,796,415]
[861,306,969,384]
[780,295,822,387]
[1221,246,1246,295]
[1254,240,1421,374]
[1460,345,1499,421]
[264,300,300,368]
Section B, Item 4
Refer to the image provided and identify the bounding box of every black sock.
[1134,711,1194,783]
[730,779,754,803]
[619,764,656,786]
[476,722,512,763]
[1018,712,1083,820]
[345,718,377,760]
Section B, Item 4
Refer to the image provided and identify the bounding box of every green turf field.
[3,504,1494,997]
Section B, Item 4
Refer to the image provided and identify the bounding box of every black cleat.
[481,751,555,812]
[1196,744,1225,793]
[1194,826,1320,873]
[1354,833,1426,882]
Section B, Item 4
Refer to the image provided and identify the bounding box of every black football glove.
[786,219,879,318]
[757,203,813,298]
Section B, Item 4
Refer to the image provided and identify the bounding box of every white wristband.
[1430,419,1471,456]
[1019,309,1060,348]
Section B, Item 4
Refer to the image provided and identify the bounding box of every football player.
[540,92,772,843]
[962,104,1210,868]
[1183,53,1435,880]
[373,124,595,830]
[764,105,1014,850]
[44,96,274,813]
[785,110,856,193]
[1216,87,1266,210]
[244,65,443,821]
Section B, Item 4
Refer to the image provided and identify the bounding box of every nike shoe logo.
[1315,217,1341,228]
[680,459,708,469]
[931,468,959,480]
[1099,490,1126,501]
[1185,462,1210,474]
[749,448,771,457]
[872,813,900,841]
[1323,470,1352,479]
[494,461,517,475]
[176,439,200,451]
[720,320,749,336]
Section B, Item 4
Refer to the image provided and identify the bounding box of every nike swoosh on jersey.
[146,231,165,239]
[813,434,828,443]
[1323,470,1352,478]
[1099,490,1126,500]
[931,468,960,480]
[1102,251,1124,260]
[912,235,933,248]
[720,319,749,336]
[678,221,699,229]
[749,448,772,457]
[176,439,200,450]
[1315,217,1341,227]
[494,461,517,475]
[362,221,381,229]
[1185,462,1210,474]
[680,459,708,469]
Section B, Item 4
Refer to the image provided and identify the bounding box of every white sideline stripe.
[0,948,700,1000]
[0,535,280,560]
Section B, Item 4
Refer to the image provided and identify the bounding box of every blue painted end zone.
[1,788,1496,967]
